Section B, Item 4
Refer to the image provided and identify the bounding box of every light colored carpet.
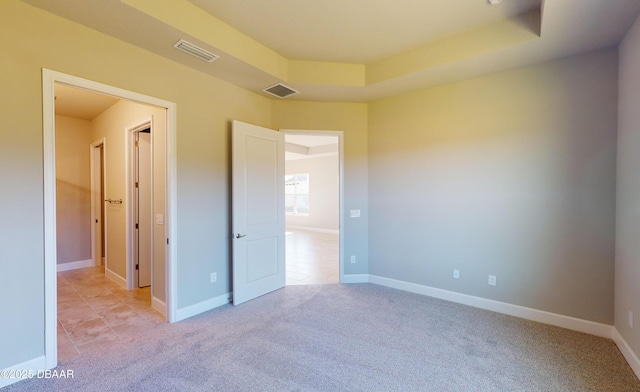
[5,284,640,391]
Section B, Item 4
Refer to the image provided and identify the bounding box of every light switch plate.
[350,209,361,218]
[155,214,164,225]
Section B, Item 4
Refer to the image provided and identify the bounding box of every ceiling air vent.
[173,39,219,62]
[263,83,299,99]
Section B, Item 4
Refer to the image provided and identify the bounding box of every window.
[285,173,309,215]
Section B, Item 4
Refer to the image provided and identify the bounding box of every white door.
[137,131,152,287]
[232,120,285,305]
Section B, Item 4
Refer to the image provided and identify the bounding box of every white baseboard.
[367,274,613,339]
[613,328,640,379]
[152,297,166,316]
[0,355,47,388]
[342,274,369,284]
[286,225,339,235]
[175,292,231,322]
[105,268,127,289]
[56,259,92,272]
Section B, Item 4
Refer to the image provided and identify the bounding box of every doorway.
[231,122,344,305]
[283,132,342,286]
[43,69,178,368]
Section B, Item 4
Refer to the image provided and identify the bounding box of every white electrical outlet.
[210,272,217,283]
[453,269,460,279]
[488,275,497,286]
[629,311,634,329]
[350,255,356,264]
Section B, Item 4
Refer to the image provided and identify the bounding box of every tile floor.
[57,266,165,361]
[285,229,339,285]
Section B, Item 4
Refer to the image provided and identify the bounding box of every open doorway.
[43,69,177,369]
[54,84,164,361]
[283,132,343,285]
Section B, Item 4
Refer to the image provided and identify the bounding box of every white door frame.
[281,129,345,283]
[42,69,179,369]
[90,138,106,268]
[126,118,153,290]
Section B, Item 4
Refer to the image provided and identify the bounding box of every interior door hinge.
[136,264,139,270]
[135,223,139,229]
[135,141,139,147]
[135,182,139,188]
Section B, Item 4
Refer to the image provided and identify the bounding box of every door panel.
[137,132,152,288]
[232,120,285,305]
[246,237,279,282]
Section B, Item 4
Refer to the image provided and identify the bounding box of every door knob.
[235,233,247,239]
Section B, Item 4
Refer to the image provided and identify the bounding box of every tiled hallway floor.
[286,229,339,285]
[57,266,165,361]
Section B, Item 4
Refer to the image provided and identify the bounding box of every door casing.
[42,69,178,370]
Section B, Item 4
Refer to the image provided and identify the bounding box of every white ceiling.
[55,83,119,120]
[190,0,541,63]
[285,134,339,161]
[286,135,338,148]
[26,0,640,102]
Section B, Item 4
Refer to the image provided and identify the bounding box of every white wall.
[55,115,92,265]
[368,48,618,324]
[286,155,339,231]
[615,11,640,362]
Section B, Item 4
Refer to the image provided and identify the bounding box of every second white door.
[136,131,152,288]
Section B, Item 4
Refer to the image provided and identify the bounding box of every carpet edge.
[366,274,613,338]
[613,328,640,379]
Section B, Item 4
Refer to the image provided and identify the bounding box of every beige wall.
[55,115,92,264]
[616,12,640,360]
[0,0,634,375]
[285,155,339,231]
[272,101,369,275]
[90,100,166,301]
[368,48,618,324]
[0,0,271,368]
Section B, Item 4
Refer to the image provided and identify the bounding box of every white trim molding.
[0,356,47,389]
[286,225,339,235]
[613,328,640,379]
[366,275,613,338]
[175,292,231,322]
[342,274,370,284]
[152,297,167,316]
[56,259,92,272]
[106,268,127,289]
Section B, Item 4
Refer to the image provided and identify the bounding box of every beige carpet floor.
[5,284,639,391]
